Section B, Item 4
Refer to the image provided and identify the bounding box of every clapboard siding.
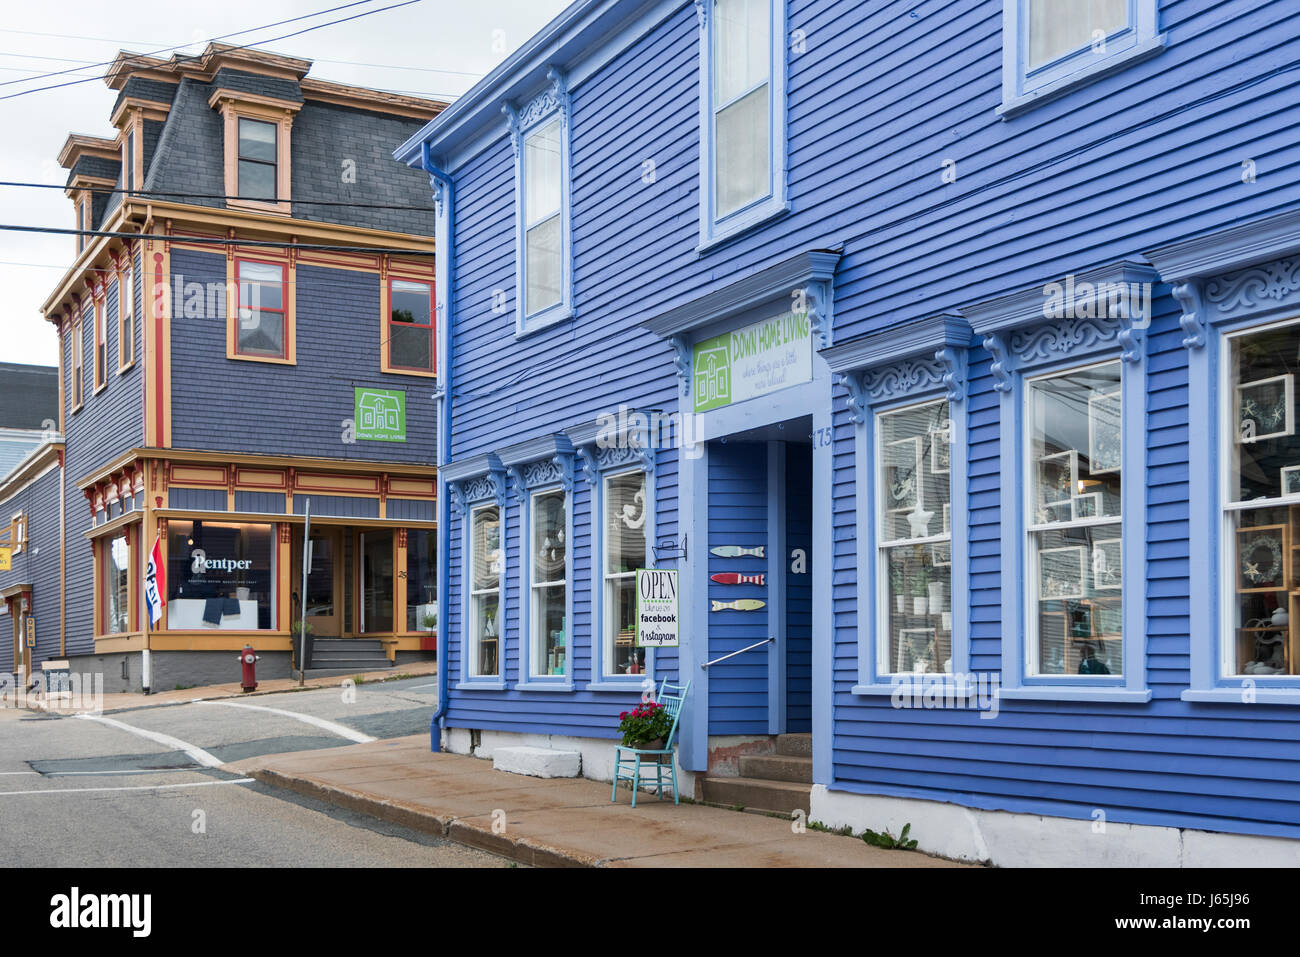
[169,252,436,464]
[0,465,62,673]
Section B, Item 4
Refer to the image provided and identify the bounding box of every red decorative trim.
[397,528,407,548]
[278,524,291,544]
[153,252,166,446]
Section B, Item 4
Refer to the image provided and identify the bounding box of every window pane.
[470,506,501,678]
[608,576,645,675]
[883,545,952,673]
[1026,362,1123,676]
[106,533,130,634]
[406,529,438,632]
[240,260,284,287]
[715,84,770,217]
[1229,323,1300,503]
[238,118,277,162]
[714,0,770,104]
[1229,505,1297,676]
[238,309,284,357]
[165,521,275,629]
[524,118,562,225]
[238,159,276,201]
[606,472,647,574]
[391,280,431,326]
[391,323,432,371]
[1028,0,1128,68]
[534,583,566,675]
[879,400,951,543]
[531,490,566,584]
[525,214,562,315]
[471,507,501,592]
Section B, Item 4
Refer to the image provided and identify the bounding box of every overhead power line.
[0,0,383,90]
[0,223,435,256]
[0,0,425,101]
[0,181,437,213]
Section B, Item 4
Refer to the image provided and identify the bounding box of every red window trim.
[234,257,289,361]
[388,277,436,374]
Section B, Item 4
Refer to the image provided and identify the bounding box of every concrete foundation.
[63,650,294,694]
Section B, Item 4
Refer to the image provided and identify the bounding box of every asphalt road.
[0,676,510,867]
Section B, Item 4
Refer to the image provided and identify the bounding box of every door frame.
[294,526,344,639]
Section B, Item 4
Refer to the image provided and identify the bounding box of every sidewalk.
[7,660,436,712]
[231,735,970,868]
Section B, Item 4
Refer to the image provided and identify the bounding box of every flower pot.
[912,596,928,616]
[420,634,437,651]
[635,738,664,751]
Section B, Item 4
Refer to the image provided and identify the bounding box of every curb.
[248,767,591,868]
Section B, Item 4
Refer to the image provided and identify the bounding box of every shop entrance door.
[294,527,343,639]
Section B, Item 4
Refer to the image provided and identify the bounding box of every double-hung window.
[71,317,84,410]
[233,258,289,361]
[102,531,132,635]
[507,71,571,334]
[1024,361,1124,676]
[698,0,786,248]
[529,489,568,677]
[603,469,649,677]
[876,399,953,675]
[387,278,435,375]
[237,118,277,202]
[93,298,107,392]
[468,504,502,678]
[119,258,135,370]
[1000,0,1164,116]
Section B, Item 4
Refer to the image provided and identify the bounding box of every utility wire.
[0,0,424,101]
[0,223,434,256]
[0,181,437,212]
[0,48,485,80]
[0,0,383,90]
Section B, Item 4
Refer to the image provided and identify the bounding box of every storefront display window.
[103,531,131,634]
[604,470,647,675]
[530,489,567,676]
[469,505,501,677]
[166,521,275,630]
[1026,361,1123,676]
[1225,320,1300,677]
[877,399,952,674]
[405,529,437,632]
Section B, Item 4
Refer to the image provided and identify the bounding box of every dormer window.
[238,118,277,201]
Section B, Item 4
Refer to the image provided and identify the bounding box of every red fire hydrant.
[239,643,260,692]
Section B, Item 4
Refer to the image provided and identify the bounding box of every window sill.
[117,361,135,375]
[515,303,573,339]
[997,686,1152,703]
[455,679,507,691]
[93,383,107,396]
[381,364,437,379]
[998,34,1166,119]
[1182,686,1300,705]
[697,196,789,254]
[227,198,292,216]
[514,678,574,692]
[586,678,653,692]
[228,352,296,366]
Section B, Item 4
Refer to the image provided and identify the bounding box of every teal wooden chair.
[611,679,691,807]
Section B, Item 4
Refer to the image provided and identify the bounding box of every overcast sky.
[0,0,570,368]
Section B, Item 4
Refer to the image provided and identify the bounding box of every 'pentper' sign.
[635,568,678,648]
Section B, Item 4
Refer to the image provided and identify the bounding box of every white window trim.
[466,503,504,683]
[598,468,653,683]
[998,0,1165,118]
[694,0,789,251]
[505,69,573,336]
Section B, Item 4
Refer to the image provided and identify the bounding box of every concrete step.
[776,733,812,757]
[307,659,391,670]
[302,667,392,678]
[700,776,811,816]
[312,639,386,652]
[738,753,813,784]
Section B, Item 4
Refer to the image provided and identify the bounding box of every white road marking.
[0,778,253,797]
[75,713,224,768]
[409,683,438,690]
[196,699,375,744]
[46,768,199,776]
[0,771,39,775]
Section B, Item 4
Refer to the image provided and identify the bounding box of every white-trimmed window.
[1000,0,1163,116]
[237,118,277,202]
[1024,360,1124,676]
[698,0,786,247]
[1222,318,1300,678]
[603,469,648,676]
[529,488,567,677]
[876,398,952,675]
[468,504,502,678]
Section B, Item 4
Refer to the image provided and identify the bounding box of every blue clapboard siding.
[707,442,768,735]
[234,490,284,514]
[63,252,144,657]
[292,494,379,519]
[387,498,435,522]
[168,251,436,464]
[0,464,63,673]
[420,0,1300,834]
[170,487,226,511]
[785,443,812,733]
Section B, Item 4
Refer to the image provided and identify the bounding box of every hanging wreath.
[1240,532,1283,587]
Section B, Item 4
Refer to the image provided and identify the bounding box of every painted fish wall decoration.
[710,545,765,559]
[710,599,767,612]
[710,573,766,586]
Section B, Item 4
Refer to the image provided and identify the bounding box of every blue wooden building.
[396,0,1300,865]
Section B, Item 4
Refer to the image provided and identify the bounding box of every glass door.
[359,531,395,634]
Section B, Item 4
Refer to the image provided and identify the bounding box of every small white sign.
[636,568,679,647]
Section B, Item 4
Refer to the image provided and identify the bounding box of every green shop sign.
[692,310,813,413]
[354,387,406,442]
